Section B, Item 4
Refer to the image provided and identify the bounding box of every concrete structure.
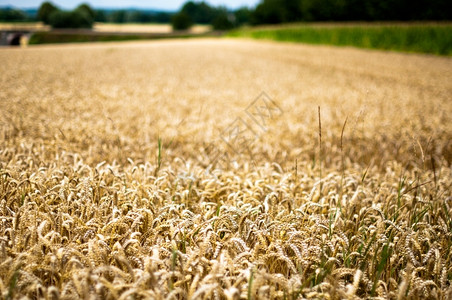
[0,30,31,46]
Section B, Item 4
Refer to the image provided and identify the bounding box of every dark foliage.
[181,1,218,24]
[251,0,452,24]
[212,12,235,30]
[94,9,172,24]
[76,3,96,20]
[234,7,252,26]
[36,2,95,28]
[48,10,93,28]
[0,8,29,22]
[172,12,193,30]
[37,1,58,24]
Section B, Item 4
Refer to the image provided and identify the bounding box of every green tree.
[251,0,286,24]
[155,12,172,23]
[212,11,234,30]
[282,0,302,22]
[37,1,58,24]
[181,1,197,18]
[0,8,28,22]
[251,0,302,24]
[171,12,193,30]
[181,1,218,24]
[49,10,93,28]
[76,3,96,20]
[234,7,251,26]
[248,0,452,23]
[94,9,107,22]
[109,10,126,23]
[75,3,95,26]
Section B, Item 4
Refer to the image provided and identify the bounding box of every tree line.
[35,2,95,28]
[0,7,34,22]
[93,10,171,24]
[171,2,250,30]
[173,0,452,29]
[1,0,450,29]
[251,0,451,24]
[0,2,172,28]
[172,0,450,30]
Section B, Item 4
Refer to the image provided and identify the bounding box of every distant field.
[94,23,211,34]
[6,23,214,45]
[0,22,49,30]
[228,23,452,55]
[1,39,451,299]
[0,22,210,33]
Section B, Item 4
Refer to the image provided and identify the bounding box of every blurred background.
[0,0,451,55]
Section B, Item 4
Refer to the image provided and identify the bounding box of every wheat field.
[1,39,451,299]
[93,23,211,34]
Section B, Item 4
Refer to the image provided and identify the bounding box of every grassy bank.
[29,32,168,45]
[0,22,49,30]
[227,23,452,55]
[28,30,220,45]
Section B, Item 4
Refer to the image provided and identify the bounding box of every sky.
[0,0,261,10]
